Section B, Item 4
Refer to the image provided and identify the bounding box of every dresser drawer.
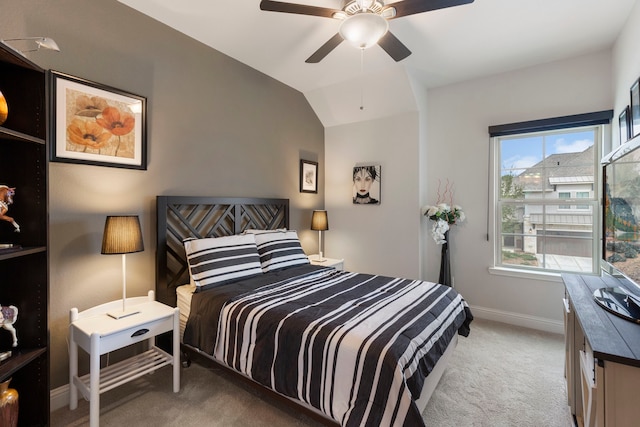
[98,315,173,354]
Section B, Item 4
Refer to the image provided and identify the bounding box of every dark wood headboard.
[155,196,289,307]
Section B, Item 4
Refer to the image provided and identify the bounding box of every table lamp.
[311,210,329,262]
[101,215,144,319]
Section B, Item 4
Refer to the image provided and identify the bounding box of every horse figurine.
[0,305,18,347]
[0,185,20,232]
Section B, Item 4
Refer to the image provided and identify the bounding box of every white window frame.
[489,124,607,277]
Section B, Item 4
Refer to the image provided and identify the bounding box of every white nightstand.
[308,254,344,270]
[69,291,180,427]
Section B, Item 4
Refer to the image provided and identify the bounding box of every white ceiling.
[118,0,637,126]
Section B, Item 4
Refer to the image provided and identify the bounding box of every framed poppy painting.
[49,71,147,170]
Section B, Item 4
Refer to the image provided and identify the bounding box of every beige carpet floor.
[51,319,574,426]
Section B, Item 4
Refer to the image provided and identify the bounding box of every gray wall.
[0,0,324,389]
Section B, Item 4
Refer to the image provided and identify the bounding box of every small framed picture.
[631,79,640,138]
[352,164,381,205]
[620,106,631,144]
[50,70,147,170]
[300,159,318,193]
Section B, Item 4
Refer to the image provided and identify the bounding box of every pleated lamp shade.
[311,210,328,261]
[101,216,144,255]
[310,210,329,231]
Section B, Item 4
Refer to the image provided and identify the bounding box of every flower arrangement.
[423,180,465,244]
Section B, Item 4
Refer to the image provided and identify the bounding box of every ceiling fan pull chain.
[360,48,365,111]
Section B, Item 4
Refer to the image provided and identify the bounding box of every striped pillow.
[251,230,310,272]
[184,234,263,291]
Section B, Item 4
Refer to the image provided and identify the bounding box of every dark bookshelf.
[0,41,49,426]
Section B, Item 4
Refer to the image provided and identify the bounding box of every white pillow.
[251,230,310,272]
[184,234,263,291]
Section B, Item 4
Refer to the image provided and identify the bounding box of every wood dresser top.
[563,273,640,367]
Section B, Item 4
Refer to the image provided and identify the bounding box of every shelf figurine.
[0,185,20,232]
[0,305,18,347]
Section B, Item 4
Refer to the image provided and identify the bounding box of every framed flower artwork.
[49,70,147,170]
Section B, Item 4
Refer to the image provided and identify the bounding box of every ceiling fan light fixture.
[339,13,389,49]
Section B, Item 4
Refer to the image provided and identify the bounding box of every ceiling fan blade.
[260,0,340,19]
[306,33,344,63]
[385,0,474,19]
[377,31,411,62]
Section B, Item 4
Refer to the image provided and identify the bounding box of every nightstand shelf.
[308,254,344,270]
[74,348,173,398]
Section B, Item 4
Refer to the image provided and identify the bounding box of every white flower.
[425,206,438,217]
[431,219,450,244]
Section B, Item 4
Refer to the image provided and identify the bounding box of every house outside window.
[491,118,608,275]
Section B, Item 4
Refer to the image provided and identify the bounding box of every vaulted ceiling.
[118,0,637,126]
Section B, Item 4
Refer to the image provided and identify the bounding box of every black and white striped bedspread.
[213,268,471,426]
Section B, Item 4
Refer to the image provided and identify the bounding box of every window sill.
[488,266,564,283]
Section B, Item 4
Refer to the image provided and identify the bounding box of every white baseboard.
[470,304,564,335]
[50,383,70,412]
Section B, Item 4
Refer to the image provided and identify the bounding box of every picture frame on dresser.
[49,70,147,170]
[630,78,640,138]
[620,106,631,144]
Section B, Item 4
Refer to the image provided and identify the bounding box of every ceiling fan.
[259,0,474,63]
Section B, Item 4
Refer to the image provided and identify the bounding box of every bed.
[156,196,472,426]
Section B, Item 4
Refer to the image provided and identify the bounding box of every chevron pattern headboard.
[155,196,289,307]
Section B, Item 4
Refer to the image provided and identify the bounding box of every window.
[489,111,612,275]
[558,192,571,210]
[576,191,590,210]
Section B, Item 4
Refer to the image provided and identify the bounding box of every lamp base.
[107,308,140,319]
